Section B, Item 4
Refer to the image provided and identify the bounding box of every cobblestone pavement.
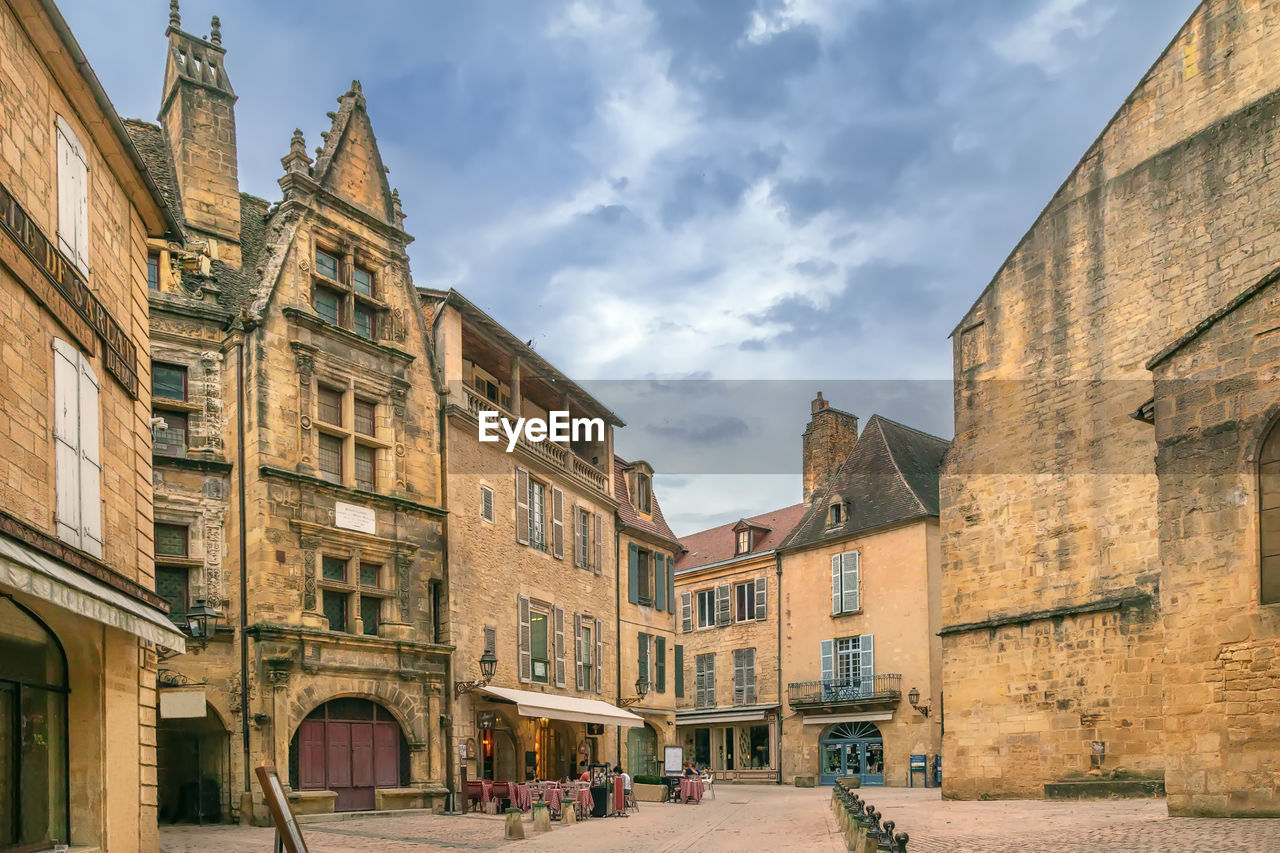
[159,785,1280,852]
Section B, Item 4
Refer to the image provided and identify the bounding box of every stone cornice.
[258,466,447,517]
[281,306,416,365]
[938,591,1155,637]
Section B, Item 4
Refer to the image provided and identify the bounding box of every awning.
[479,686,644,728]
[802,711,893,725]
[0,534,186,652]
[675,705,779,725]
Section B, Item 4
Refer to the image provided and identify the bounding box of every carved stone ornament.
[298,256,310,272]
[300,415,313,431]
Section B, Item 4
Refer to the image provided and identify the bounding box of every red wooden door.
[373,722,399,788]
[298,720,326,789]
[351,723,375,789]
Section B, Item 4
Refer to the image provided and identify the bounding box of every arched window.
[0,595,69,848]
[1260,422,1280,604]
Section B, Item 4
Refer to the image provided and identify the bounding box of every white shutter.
[515,468,530,545]
[842,552,860,613]
[52,339,81,547]
[593,513,603,575]
[78,356,102,557]
[681,591,693,633]
[594,617,603,695]
[574,612,584,690]
[820,639,834,685]
[551,487,565,559]
[572,504,582,567]
[517,594,531,683]
[831,555,842,614]
[554,605,566,687]
[56,117,88,275]
[754,576,767,621]
[859,634,874,695]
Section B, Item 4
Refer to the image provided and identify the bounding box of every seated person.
[614,765,632,791]
[682,761,699,778]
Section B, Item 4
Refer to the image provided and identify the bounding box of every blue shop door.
[819,722,884,786]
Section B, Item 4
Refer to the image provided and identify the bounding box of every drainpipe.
[234,329,251,799]
[614,519,622,767]
[439,382,457,813]
[775,550,783,785]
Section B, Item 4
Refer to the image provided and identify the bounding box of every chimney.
[802,392,858,503]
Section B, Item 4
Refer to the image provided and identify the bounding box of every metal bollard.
[876,819,896,852]
[893,831,909,852]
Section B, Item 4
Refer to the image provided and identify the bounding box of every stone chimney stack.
[158,2,242,265]
[802,392,858,503]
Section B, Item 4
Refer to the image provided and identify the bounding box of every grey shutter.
[694,655,706,708]
[859,633,874,695]
[674,644,684,697]
[745,648,757,705]
[656,636,666,693]
[681,591,692,633]
[481,486,494,522]
[554,605,566,687]
[573,504,582,567]
[627,543,640,604]
[654,554,667,611]
[77,355,102,558]
[638,632,649,690]
[574,612,584,689]
[831,554,842,614]
[515,467,530,545]
[668,555,676,614]
[707,654,715,706]
[842,552,860,613]
[552,487,565,559]
[517,594,531,682]
[594,617,603,694]
[733,649,746,706]
[53,339,81,548]
[754,576,767,621]
[593,513,603,575]
[820,639,834,685]
[714,583,731,627]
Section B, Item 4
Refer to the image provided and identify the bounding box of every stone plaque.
[334,501,376,534]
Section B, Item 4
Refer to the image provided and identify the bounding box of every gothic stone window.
[311,245,383,341]
[317,551,394,636]
[152,362,190,457]
[313,383,388,492]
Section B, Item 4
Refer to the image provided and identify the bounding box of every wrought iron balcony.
[787,674,902,710]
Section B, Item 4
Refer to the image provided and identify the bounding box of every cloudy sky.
[63,0,1198,534]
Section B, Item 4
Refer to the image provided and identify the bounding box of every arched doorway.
[157,702,231,823]
[290,698,408,811]
[626,723,658,777]
[0,596,69,849]
[478,724,517,781]
[820,721,884,786]
[534,720,575,781]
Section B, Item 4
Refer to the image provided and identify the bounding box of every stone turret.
[801,392,858,503]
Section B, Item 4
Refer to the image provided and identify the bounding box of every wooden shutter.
[593,513,603,574]
[52,339,81,547]
[656,636,666,693]
[56,117,88,274]
[554,605,566,687]
[654,554,667,611]
[820,639,834,685]
[481,486,494,522]
[674,644,684,698]
[517,594,531,682]
[298,720,326,789]
[78,355,102,557]
[859,633,874,695]
[754,576,767,621]
[667,556,676,614]
[637,632,649,688]
[594,617,603,694]
[745,648,757,705]
[515,467,530,545]
[627,543,640,604]
[694,655,706,707]
[551,487,565,559]
[831,554,842,614]
[681,591,692,633]
[733,649,746,706]
[574,612,584,690]
[706,654,715,706]
[572,504,582,567]
[714,583,731,627]
[842,552,860,613]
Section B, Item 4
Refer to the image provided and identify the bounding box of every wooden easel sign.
[255,765,309,853]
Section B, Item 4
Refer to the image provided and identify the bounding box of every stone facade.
[0,0,181,849]
[942,0,1280,806]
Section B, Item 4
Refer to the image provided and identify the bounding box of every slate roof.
[675,503,808,573]
[122,119,184,229]
[780,415,949,551]
[613,457,681,549]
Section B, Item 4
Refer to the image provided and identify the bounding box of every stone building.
[614,456,682,775]
[777,404,947,788]
[675,501,806,783]
[127,3,451,822]
[942,0,1280,811]
[423,288,642,790]
[0,0,185,848]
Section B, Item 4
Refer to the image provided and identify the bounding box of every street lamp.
[455,649,499,696]
[908,687,931,718]
[185,598,220,651]
[619,676,650,708]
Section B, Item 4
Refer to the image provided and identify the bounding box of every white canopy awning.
[0,533,186,652]
[479,686,644,728]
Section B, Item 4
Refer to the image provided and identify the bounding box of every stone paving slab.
[159,784,1280,852]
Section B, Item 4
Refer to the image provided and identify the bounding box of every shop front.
[675,705,779,783]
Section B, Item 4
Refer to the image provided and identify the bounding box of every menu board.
[664,745,684,774]
[255,765,308,853]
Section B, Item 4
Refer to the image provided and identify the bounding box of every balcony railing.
[459,385,610,495]
[787,674,902,709]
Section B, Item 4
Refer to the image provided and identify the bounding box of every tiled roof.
[122,119,183,229]
[675,502,809,573]
[613,457,681,549]
[780,415,949,551]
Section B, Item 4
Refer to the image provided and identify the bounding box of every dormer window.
[312,244,384,342]
[736,529,750,555]
[636,473,652,514]
[315,248,340,281]
[828,502,844,527]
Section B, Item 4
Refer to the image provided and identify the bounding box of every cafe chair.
[700,770,715,799]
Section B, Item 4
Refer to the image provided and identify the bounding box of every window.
[153,363,187,401]
[831,551,860,615]
[697,590,715,629]
[322,556,346,581]
[353,304,374,340]
[354,444,376,491]
[635,473,652,513]
[580,619,593,692]
[56,116,88,275]
[155,523,188,558]
[820,634,874,697]
[828,503,844,527]
[733,647,756,706]
[317,386,343,426]
[736,529,750,555]
[147,252,160,290]
[637,549,652,605]
[734,582,754,622]
[153,411,188,457]
[315,248,340,281]
[52,339,102,557]
[530,609,549,683]
[747,725,770,769]
[353,265,373,296]
[354,399,376,436]
[156,565,190,624]
[152,363,189,457]
[695,653,716,709]
[359,562,380,587]
[576,509,591,567]
[360,596,380,636]
[480,485,495,523]
[835,637,859,683]
[323,589,347,632]
[314,286,343,326]
[529,478,546,551]
[318,434,343,484]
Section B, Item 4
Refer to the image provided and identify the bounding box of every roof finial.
[289,129,306,156]
[169,0,180,28]
[391,188,405,228]
[210,15,221,45]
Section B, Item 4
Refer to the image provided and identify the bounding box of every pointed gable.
[312,80,396,223]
